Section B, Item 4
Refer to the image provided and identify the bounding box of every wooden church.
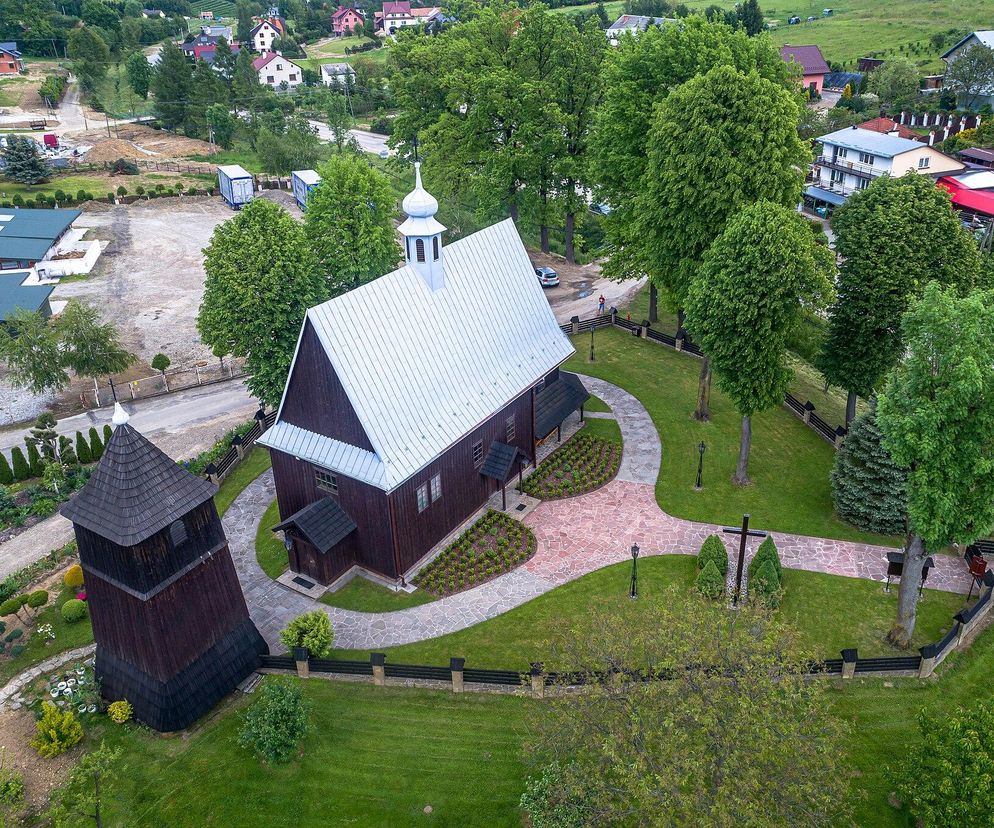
[60,405,267,732]
[260,164,588,588]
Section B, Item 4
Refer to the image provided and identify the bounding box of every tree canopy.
[67,26,110,93]
[1,135,50,184]
[150,39,192,131]
[867,56,919,110]
[945,44,994,110]
[198,199,328,407]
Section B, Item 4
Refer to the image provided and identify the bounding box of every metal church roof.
[263,218,574,492]
[60,420,218,546]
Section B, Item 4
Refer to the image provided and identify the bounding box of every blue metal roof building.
[0,208,82,269]
[0,271,55,322]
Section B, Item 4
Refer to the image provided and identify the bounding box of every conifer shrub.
[25,590,48,612]
[88,427,104,460]
[58,435,77,466]
[751,560,782,607]
[75,432,91,464]
[279,610,332,658]
[25,443,43,478]
[698,534,728,576]
[102,424,113,446]
[748,537,782,583]
[0,453,12,485]
[64,564,84,589]
[696,560,725,600]
[31,702,83,757]
[61,599,87,624]
[10,448,29,482]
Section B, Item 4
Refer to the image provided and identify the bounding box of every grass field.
[189,0,236,18]
[93,680,533,827]
[256,498,289,579]
[0,74,34,108]
[327,555,963,667]
[566,327,895,544]
[321,577,436,611]
[0,170,214,202]
[215,447,271,516]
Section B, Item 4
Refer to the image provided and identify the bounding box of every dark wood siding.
[280,320,374,452]
[387,390,535,575]
[270,449,394,583]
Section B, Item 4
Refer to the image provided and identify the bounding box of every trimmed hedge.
[61,598,88,623]
[698,534,728,577]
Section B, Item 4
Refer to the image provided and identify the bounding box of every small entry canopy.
[480,442,522,483]
[274,497,357,553]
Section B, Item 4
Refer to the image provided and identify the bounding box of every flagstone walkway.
[224,375,970,654]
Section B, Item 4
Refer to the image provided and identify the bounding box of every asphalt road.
[308,120,390,155]
[0,379,257,454]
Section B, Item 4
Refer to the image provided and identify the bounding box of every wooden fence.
[562,313,847,447]
[203,409,277,485]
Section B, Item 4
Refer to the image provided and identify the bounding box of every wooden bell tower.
[60,405,267,732]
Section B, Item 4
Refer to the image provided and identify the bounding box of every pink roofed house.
[779,44,830,96]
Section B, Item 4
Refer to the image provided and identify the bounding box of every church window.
[416,238,426,262]
[169,519,188,548]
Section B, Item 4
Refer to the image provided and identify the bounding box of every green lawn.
[320,577,436,612]
[579,416,621,443]
[256,498,289,579]
[214,446,272,516]
[186,144,264,173]
[93,680,533,827]
[584,394,611,413]
[0,584,93,686]
[569,327,896,545]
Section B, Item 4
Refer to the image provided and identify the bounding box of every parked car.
[535,266,560,287]
[806,15,817,20]
[788,15,801,23]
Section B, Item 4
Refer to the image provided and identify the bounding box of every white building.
[253,52,303,90]
[320,62,355,87]
[941,31,994,108]
[374,1,441,35]
[250,19,284,53]
[804,126,965,210]
[605,14,674,46]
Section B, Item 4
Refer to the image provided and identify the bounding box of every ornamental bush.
[61,599,87,623]
[107,700,133,724]
[279,610,332,658]
[102,424,113,446]
[238,677,309,764]
[75,431,91,465]
[10,448,29,482]
[751,560,781,607]
[698,535,728,576]
[749,537,782,583]
[0,453,12,485]
[696,560,725,600]
[31,702,84,757]
[25,443,43,479]
[0,598,23,619]
[89,427,104,460]
[64,564,84,589]
[25,590,48,612]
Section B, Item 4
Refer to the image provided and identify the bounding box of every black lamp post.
[589,326,595,362]
[629,543,640,599]
[695,441,706,490]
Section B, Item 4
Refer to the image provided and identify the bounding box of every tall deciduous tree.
[150,39,192,131]
[0,309,68,394]
[125,50,151,100]
[686,201,832,484]
[67,26,110,93]
[876,283,994,647]
[303,154,398,294]
[945,44,994,110]
[1,135,50,184]
[867,56,919,111]
[817,174,982,424]
[830,400,908,536]
[199,199,328,406]
[524,592,853,826]
[185,58,229,139]
[254,115,321,175]
[57,299,136,391]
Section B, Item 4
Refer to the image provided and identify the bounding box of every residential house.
[0,42,24,75]
[604,15,673,46]
[320,62,355,87]
[374,2,442,34]
[858,117,925,142]
[254,52,303,89]
[857,56,884,73]
[199,9,214,19]
[804,126,965,212]
[779,44,829,96]
[201,24,234,40]
[141,7,165,17]
[822,70,862,92]
[182,32,222,60]
[942,32,994,108]
[331,6,365,37]
[258,166,586,588]
[250,17,287,53]
[958,146,994,170]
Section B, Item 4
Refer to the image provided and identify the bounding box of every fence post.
[803,401,815,425]
[570,315,579,336]
[530,662,545,698]
[640,320,650,339]
[834,426,847,448]
[918,641,940,679]
[232,433,245,460]
[294,647,310,678]
[204,462,219,485]
[371,652,386,686]
[841,648,857,680]
[450,657,465,694]
[255,407,269,433]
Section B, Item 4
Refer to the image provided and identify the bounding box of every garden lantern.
[695,441,706,490]
[630,543,640,599]
[590,327,595,362]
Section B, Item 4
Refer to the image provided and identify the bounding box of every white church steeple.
[399,162,446,291]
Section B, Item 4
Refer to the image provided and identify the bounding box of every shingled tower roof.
[60,405,217,546]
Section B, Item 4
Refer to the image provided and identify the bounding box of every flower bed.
[413,510,536,597]
[522,433,621,500]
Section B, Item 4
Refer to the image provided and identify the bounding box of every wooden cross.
[722,514,767,606]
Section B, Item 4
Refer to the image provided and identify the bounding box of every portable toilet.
[291,169,321,210]
[217,164,254,210]
[43,133,59,149]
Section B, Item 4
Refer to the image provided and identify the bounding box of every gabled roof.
[959,147,994,163]
[261,218,574,491]
[535,372,590,439]
[253,52,277,70]
[858,117,923,142]
[0,208,80,261]
[946,170,994,190]
[320,62,354,76]
[779,44,829,76]
[274,497,357,553]
[332,5,362,19]
[480,442,521,482]
[0,271,54,321]
[382,1,412,14]
[823,70,862,90]
[816,126,925,157]
[0,42,21,58]
[941,31,994,61]
[60,420,218,546]
[938,177,994,216]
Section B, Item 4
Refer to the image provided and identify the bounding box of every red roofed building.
[858,118,926,143]
[780,44,830,96]
[938,175,994,217]
[332,6,364,36]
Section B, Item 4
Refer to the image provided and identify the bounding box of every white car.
[535,266,560,287]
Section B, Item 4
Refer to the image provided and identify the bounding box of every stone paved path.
[224,374,970,653]
[0,516,75,581]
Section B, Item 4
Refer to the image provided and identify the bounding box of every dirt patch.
[527,249,645,324]
[0,709,80,813]
[81,138,149,163]
[67,124,219,162]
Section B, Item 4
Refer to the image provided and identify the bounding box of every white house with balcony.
[804,126,964,214]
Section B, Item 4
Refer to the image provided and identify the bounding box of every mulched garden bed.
[412,510,536,598]
[521,433,621,500]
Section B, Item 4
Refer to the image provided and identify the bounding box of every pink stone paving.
[523,479,971,595]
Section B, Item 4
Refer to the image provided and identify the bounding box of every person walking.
[598,294,606,314]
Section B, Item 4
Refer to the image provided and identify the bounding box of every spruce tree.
[150,40,192,131]
[75,432,92,465]
[696,560,725,600]
[89,427,104,460]
[0,452,12,485]
[11,447,30,482]
[749,537,782,582]
[831,401,908,536]
[26,442,43,478]
[698,535,728,576]
[751,560,781,607]
[102,424,113,446]
[1,135,51,185]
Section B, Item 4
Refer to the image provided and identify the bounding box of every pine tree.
[831,400,908,536]
[75,432,92,465]
[11,447,30,482]
[150,40,192,131]
[26,442,43,478]
[1,135,51,184]
[696,560,725,600]
[0,452,12,485]
[102,424,113,446]
[89,427,105,460]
